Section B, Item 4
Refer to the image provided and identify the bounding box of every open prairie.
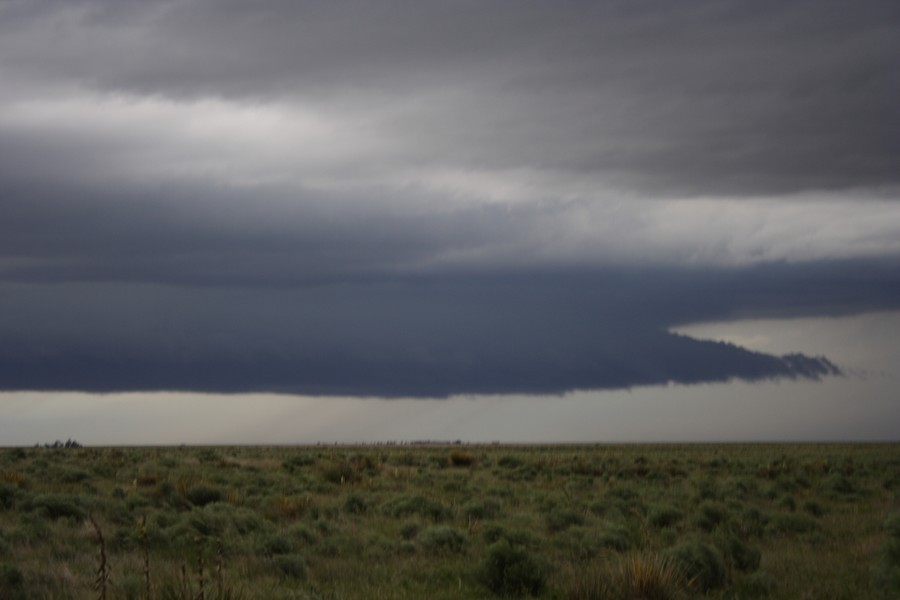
[0,443,898,599]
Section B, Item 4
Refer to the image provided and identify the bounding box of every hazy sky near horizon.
[1,1,899,440]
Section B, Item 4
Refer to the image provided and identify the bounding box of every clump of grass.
[566,552,688,600]
[478,539,546,597]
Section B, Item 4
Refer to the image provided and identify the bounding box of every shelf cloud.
[1,0,898,396]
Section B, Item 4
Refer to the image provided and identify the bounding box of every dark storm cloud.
[1,0,899,396]
[0,265,858,397]
[1,0,898,196]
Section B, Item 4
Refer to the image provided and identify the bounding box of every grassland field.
[0,442,898,599]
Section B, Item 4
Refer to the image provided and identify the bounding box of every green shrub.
[343,492,369,515]
[648,504,684,528]
[185,485,224,507]
[462,498,502,520]
[272,553,307,579]
[189,504,230,537]
[553,526,603,562]
[598,523,634,552]
[802,500,825,517]
[735,570,776,598]
[318,461,356,484]
[664,541,727,592]
[400,521,420,540]
[282,454,316,473]
[381,494,450,521]
[827,474,857,495]
[716,533,761,572]
[449,450,477,467]
[776,494,796,511]
[0,484,17,510]
[29,494,85,521]
[287,523,317,546]
[497,455,525,469]
[0,564,25,600]
[874,513,900,598]
[232,507,270,535]
[419,526,467,554]
[545,507,584,533]
[764,513,820,536]
[478,540,546,597]
[694,502,728,532]
[260,534,295,556]
[738,507,769,538]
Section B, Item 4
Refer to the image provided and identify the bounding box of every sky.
[1,0,899,443]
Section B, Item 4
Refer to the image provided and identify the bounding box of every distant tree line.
[35,438,82,449]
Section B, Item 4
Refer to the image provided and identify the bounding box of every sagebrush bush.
[598,523,634,552]
[764,512,819,536]
[479,540,546,597]
[716,533,761,572]
[664,541,727,592]
[802,500,826,517]
[343,492,369,515]
[419,526,467,554]
[260,533,295,556]
[0,484,18,510]
[399,521,420,540]
[272,553,307,580]
[28,494,86,521]
[185,485,224,507]
[553,526,605,562]
[318,460,356,484]
[0,564,25,600]
[449,450,477,467]
[874,513,900,598]
[648,504,684,529]
[462,498,502,520]
[545,506,585,533]
[735,570,776,598]
[189,503,232,537]
[694,502,728,532]
[381,494,450,521]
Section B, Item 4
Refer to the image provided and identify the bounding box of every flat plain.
[0,443,898,599]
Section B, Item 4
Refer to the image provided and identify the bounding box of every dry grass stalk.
[89,516,110,600]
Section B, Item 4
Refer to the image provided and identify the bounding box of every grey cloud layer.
[1,0,898,396]
[1,0,898,196]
